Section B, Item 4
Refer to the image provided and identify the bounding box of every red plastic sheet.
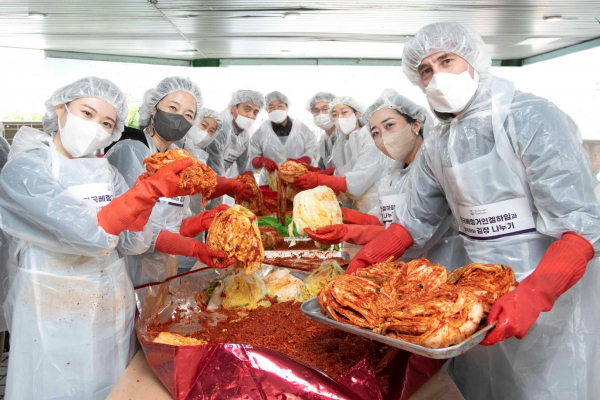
[135,269,443,400]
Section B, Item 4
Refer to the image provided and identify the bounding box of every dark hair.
[391,109,423,135]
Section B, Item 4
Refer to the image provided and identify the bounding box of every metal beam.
[45,51,191,67]
[521,37,600,66]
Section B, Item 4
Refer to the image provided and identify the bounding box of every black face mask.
[151,107,192,142]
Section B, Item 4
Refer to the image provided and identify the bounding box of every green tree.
[2,112,43,121]
[126,94,140,129]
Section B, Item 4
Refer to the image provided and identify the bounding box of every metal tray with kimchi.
[301,297,496,359]
[262,250,350,272]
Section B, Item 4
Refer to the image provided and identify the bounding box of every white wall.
[1,46,599,139]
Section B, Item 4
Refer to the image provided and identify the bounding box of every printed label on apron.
[67,183,115,210]
[457,197,535,240]
[379,194,404,228]
[223,147,244,164]
[158,196,185,207]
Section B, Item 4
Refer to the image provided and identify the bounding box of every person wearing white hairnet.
[306,92,338,171]
[305,88,466,270]
[345,22,600,399]
[249,91,318,185]
[295,96,387,213]
[105,77,232,287]
[219,90,265,178]
[177,107,252,212]
[0,76,197,399]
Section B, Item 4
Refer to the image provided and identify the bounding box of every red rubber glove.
[304,225,386,246]
[290,156,311,165]
[208,177,252,200]
[481,232,594,346]
[294,172,347,195]
[342,207,382,226]
[154,230,234,269]
[252,157,278,173]
[287,158,320,172]
[179,204,229,238]
[318,168,336,176]
[345,223,414,275]
[98,158,193,236]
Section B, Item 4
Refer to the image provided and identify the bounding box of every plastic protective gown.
[374,157,467,271]
[220,109,252,178]
[396,74,600,399]
[317,131,337,170]
[250,117,318,184]
[105,131,190,287]
[0,136,11,333]
[0,127,151,400]
[330,126,387,213]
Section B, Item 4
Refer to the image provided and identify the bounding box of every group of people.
[0,21,598,400]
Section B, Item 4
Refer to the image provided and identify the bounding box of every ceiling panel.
[0,0,598,61]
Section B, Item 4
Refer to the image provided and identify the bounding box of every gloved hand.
[287,158,320,172]
[294,172,347,195]
[318,168,336,176]
[179,204,229,238]
[481,232,594,346]
[252,157,278,173]
[342,207,382,226]
[305,224,386,246]
[345,223,414,275]
[154,230,234,269]
[208,176,253,200]
[98,158,193,236]
[289,156,311,165]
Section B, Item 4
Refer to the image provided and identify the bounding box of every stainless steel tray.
[301,297,495,359]
[264,250,350,261]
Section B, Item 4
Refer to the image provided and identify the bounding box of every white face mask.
[375,123,417,162]
[235,114,255,131]
[268,110,287,124]
[314,114,334,130]
[335,113,358,135]
[58,105,115,158]
[196,130,213,148]
[425,66,480,114]
[186,125,209,147]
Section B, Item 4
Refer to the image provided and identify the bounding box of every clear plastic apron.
[126,133,187,287]
[4,144,136,400]
[430,81,600,399]
[332,128,381,213]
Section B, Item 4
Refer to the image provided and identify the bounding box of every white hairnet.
[402,22,491,89]
[329,96,366,116]
[201,108,223,136]
[306,92,336,112]
[138,77,203,129]
[42,76,128,136]
[361,88,433,134]
[265,91,290,108]
[227,90,265,109]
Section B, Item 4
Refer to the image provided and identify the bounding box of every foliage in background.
[126,94,140,129]
[2,112,43,121]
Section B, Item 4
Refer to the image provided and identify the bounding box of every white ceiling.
[0,1,599,61]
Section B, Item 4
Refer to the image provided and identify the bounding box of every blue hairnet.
[139,77,203,129]
[227,90,265,109]
[42,76,128,136]
[306,92,336,112]
[265,91,290,108]
[402,22,491,89]
[361,88,433,134]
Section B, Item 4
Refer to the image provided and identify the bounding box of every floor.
[0,352,7,399]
